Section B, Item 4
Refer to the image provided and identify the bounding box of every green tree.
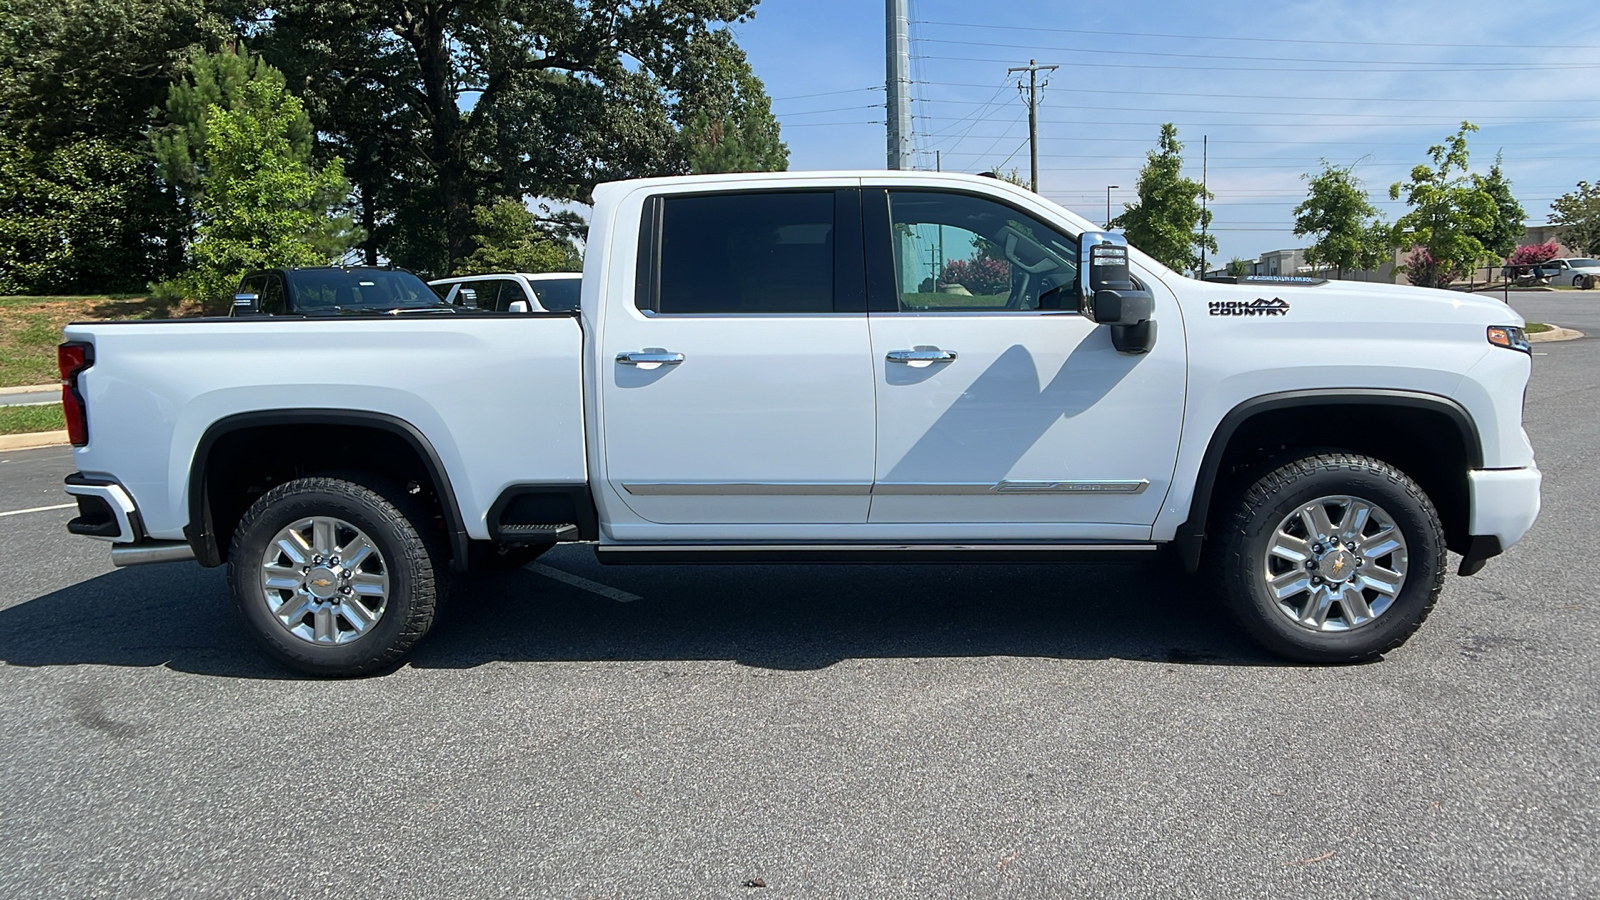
[1293,162,1392,279]
[0,136,182,293]
[1111,123,1215,273]
[453,199,582,276]
[1550,181,1600,256]
[1469,153,1526,259]
[1389,122,1497,286]
[0,0,244,292]
[684,66,787,174]
[152,48,356,302]
[1225,257,1251,278]
[257,1,782,275]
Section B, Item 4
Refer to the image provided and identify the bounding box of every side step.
[495,523,579,542]
[595,542,1160,565]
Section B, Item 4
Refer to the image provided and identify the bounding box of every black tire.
[467,540,554,572]
[228,474,448,677]
[1214,453,1446,663]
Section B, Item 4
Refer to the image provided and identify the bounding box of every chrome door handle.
[886,348,957,364]
[616,350,685,366]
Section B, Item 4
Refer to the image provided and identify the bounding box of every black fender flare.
[183,409,470,569]
[1173,389,1482,572]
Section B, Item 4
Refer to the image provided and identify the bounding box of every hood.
[1179,277,1523,329]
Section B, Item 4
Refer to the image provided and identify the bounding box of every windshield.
[292,269,447,311]
[530,278,581,312]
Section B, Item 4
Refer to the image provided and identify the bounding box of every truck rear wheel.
[1214,453,1446,663]
[228,474,446,677]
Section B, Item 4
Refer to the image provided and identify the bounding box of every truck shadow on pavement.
[0,547,1287,678]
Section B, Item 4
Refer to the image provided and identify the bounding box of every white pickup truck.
[59,171,1541,676]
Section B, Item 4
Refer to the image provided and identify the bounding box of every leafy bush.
[940,257,1010,296]
[1506,241,1560,267]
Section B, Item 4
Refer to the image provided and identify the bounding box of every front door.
[864,187,1186,538]
[599,186,877,528]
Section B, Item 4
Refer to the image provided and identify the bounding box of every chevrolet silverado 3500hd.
[59,171,1540,675]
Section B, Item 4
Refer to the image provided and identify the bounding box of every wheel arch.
[184,409,469,570]
[1175,389,1482,572]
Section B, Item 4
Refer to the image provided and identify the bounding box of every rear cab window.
[636,188,864,315]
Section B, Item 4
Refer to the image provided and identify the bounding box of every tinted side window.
[531,278,581,312]
[887,191,1078,312]
[260,275,287,315]
[654,191,835,314]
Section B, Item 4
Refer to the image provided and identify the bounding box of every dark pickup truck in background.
[232,266,469,316]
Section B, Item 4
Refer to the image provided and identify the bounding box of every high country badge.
[1209,297,1290,317]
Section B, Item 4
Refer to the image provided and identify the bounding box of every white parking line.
[525,562,642,603]
[0,502,76,518]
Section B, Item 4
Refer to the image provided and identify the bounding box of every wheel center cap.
[306,566,340,599]
[1320,549,1357,583]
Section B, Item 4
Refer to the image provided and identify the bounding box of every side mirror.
[506,300,531,313]
[457,287,479,308]
[232,292,260,316]
[1077,232,1157,354]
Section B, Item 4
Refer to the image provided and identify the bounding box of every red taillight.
[58,342,92,446]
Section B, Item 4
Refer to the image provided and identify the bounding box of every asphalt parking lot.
[1,291,1595,898]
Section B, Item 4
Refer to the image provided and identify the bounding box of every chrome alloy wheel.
[1262,495,1408,633]
[259,516,389,645]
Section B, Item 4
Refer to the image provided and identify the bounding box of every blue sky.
[731,0,1600,264]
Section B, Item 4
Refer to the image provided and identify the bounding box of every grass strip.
[0,403,65,435]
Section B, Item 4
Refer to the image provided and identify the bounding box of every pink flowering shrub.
[1404,248,1455,289]
[1506,241,1560,267]
[940,257,1011,295]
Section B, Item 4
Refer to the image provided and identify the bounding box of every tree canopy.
[1550,181,1600,256]
[255,0,785,275]
[0,0,786,293]
[151,47,357,303]
[1293,162,1392,279]
[1389,122,1498,287]
[1111,124,1215,275]
[1469,153,1526,260]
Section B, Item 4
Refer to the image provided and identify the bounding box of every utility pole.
[885,0,913,170]
[1198,134,1209,277]
[1006,59,1058,192]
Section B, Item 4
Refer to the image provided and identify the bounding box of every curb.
[1529,325,1583,343]
[0,430,70,451]
[0,383,58,395]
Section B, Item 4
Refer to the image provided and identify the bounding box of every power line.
[915,79,1600,105]
[907,100,1575,122]
[770,86,883,102]
[920,54,1600,73]
[915,36,1596,68]
[912,19,1600,51]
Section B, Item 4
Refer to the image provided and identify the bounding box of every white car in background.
[429,272,582,312]
[1532,258,1600,288]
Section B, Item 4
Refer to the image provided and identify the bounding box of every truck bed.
[62,315,586,542]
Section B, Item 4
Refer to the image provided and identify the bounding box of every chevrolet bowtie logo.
[311,578,333,588]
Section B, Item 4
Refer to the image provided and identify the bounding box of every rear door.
[598,186,877,527]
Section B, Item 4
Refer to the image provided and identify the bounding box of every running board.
[595,542,1161,565]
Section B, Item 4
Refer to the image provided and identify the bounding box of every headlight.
[1487,325,1531,354]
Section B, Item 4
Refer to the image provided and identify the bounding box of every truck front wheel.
[228,474,446,677]
[1215,453,1446,663]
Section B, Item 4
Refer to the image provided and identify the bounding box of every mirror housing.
[232,292,260,316]
[457,287,479,308]
[1077,232,1157,353]
[506,299,531,313]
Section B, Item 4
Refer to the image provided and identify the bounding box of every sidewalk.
[0,383,60,408]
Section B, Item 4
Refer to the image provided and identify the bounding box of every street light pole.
[1106,185,1119,229]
